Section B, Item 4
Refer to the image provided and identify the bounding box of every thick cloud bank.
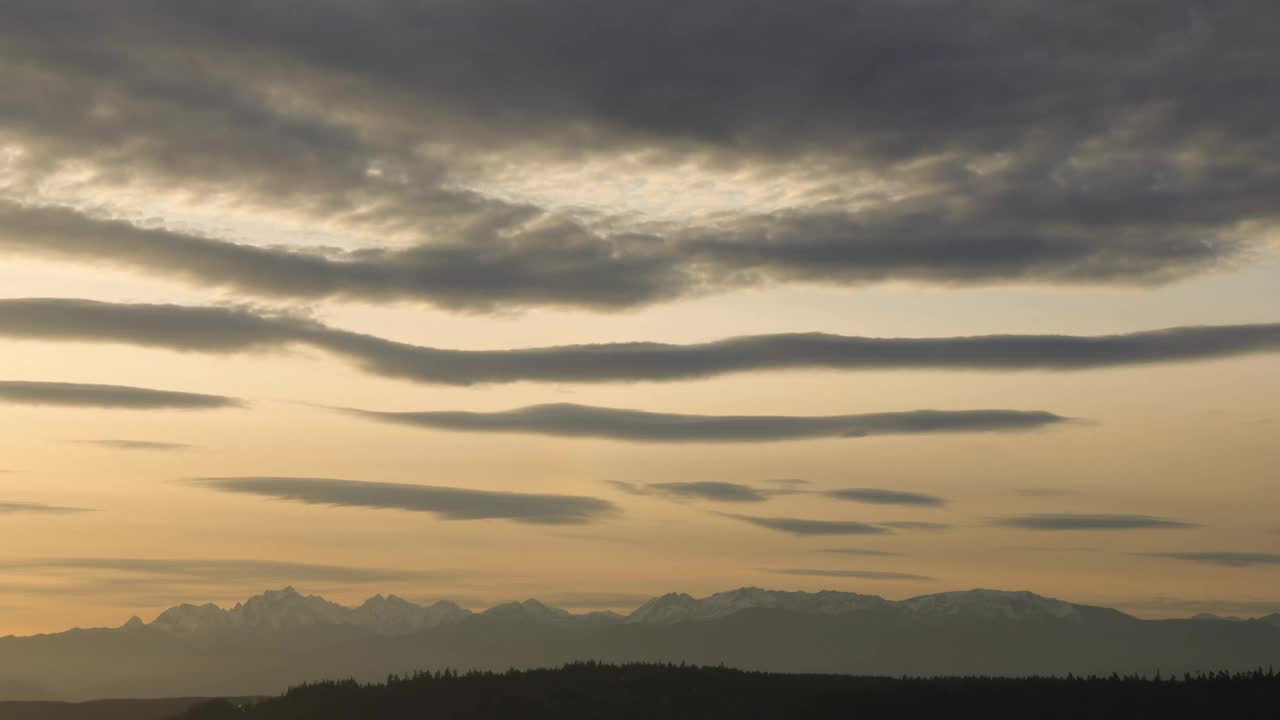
[2,2,1278,309]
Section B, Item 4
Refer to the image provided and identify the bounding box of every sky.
[1,1,1278,635]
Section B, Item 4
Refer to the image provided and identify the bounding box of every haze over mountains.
[3,587,1278,701]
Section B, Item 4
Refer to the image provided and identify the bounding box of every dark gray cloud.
[723,514,888,536]
[0,2,1277,308]
[992,514,1196,531]
[0,557,437,585]
[610,481,770,503]
[0,502,91,515]
[3,299,1279,385]
[819,548,901,557]
[767,568,932,581]
[0,381,239,409]
[0,202,680,312]
[352,403,1067,443]
[823,488,946,507]
[1149,552,1280,568]
[191,476,618,525]
[83,440,195,451]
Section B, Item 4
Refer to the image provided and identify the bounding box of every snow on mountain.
[352,595,471,635]
[902,590,1082,621]
[133,586,1140,637]
[481,599,575,623]
[626,587,888,624]
[144,587,474,637]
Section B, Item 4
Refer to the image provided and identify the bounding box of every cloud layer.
[767,568,933,581]
[610,481,770,503]
[823,488,946,507]
[992,514,1196,531]
[2,2,1278,309]
[723,515,888,536]
[84,440,195,451]
[1150,552,1280,568]
[353,403,1067,443]
[191,477,618,525]
[0,381,239,409]
[3,300,1278,385]
[0,557,437,586]
[0,502,91,515]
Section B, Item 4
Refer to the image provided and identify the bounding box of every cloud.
[819,548,901,557]
[991,514,1197,531]
[0,202,680,312]
[540,592,656,610]
[351,403,1068,443]
[0,557,438,586]
[1,3,1277,310]
[83,440,195,451]
[1016,488,1075,497]
[1110,597,1280,619]
[723,514,888,536]
[1149,552,1280,568]
[609,481,770,503]
[3,300,1279,385]
[0,380,240,409]
[190,477,618,525]
[767,568,933,581]
[823,488,946,507]
[0,502,91,515]
[879,521,950,531]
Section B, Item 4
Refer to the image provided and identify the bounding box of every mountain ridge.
[64,585,1276,638]
[2,585,1278,701]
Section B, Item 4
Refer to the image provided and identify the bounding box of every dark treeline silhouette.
[175,662,1280,719]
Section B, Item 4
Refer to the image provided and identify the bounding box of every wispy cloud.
[992,514,1196,531]
[352,403,1068,443]
[0,502,92,515]
[0,557,442,586]
[823,488,946,507]
[3,300,1278,385]
[1149,552,1280,567]
[879,521,950,531]
[819,548,902,557]
[767,568,933,581]
[190,477,618,525]
[1016,488,1075,497]
[722,514,889,536]
[609,481,771,503]
[0,381,240,410]
[83,440,196,451]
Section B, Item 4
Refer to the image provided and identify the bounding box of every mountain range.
[2,587,1278,701]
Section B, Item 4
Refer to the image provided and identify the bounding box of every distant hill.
[0,697,245,720]
[173,664,1280,720]
[1,587,1277,701]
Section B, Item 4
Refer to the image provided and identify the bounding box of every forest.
[176,662,1280,719]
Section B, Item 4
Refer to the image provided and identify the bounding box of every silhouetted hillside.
[3,587,1278,700]
[0,697,243,720]
[175,663,1280,720]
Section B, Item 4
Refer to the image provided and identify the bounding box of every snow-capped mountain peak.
[902,589,1082,621]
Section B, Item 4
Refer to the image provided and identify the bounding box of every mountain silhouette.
[1,587,1277,700]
